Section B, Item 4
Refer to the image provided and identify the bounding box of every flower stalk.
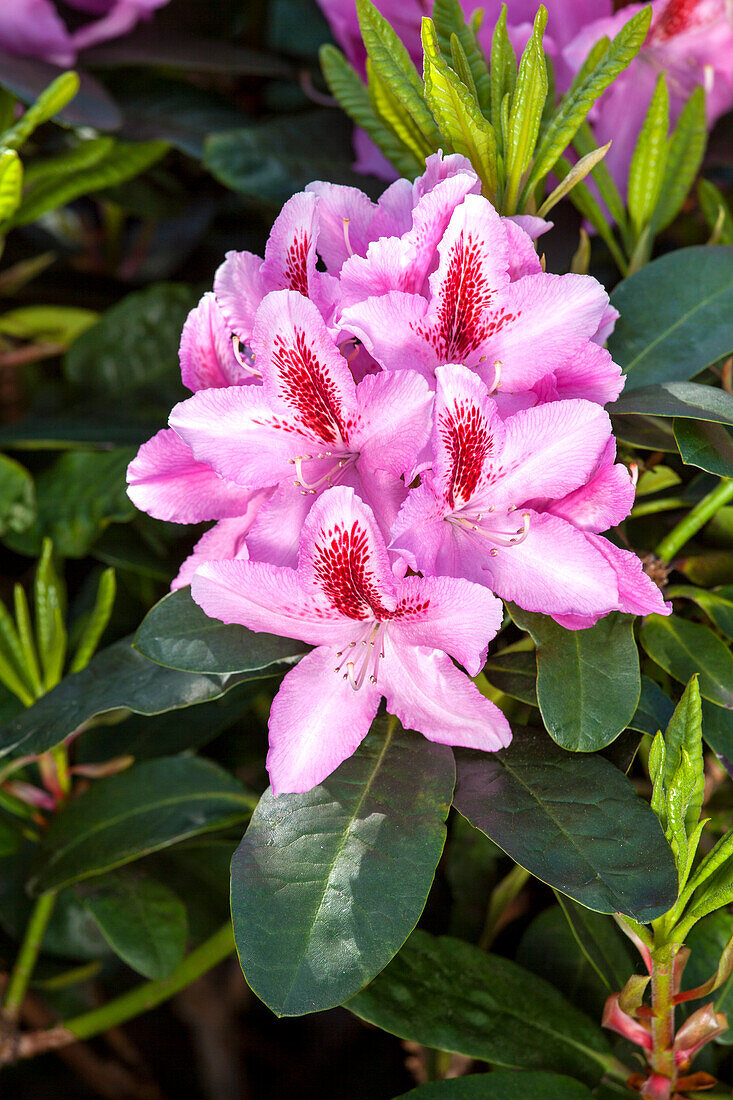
[655,479,733,563]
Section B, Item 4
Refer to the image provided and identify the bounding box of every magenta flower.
[391,364,670,623]
[191,486,510,794]
[564,0,733,193]
[340,192,623,408]
[0,0,169,65]
[170,289,433,566]
[127,292,269,588]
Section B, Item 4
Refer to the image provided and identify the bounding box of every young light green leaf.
[2,72,80,150]
[0,305,98,347]
[368,59,434,162]
[0,453,35,536]
[651,86,706,233]
[422,18,498,197]
[0,150,23,224]
[628,73,670,236]
[526,7,652,193]
[432,0,491,112]
[698,178,733,245]
[573,120,628,240]
[319,45,424,178]
[69,568,116,674]
[34,539,67,692]
[0,599,35,705]
[504,6,547,213]
[450,34,478,101]
[13,584,41,698]
[490,5,516,153]
[649,730,666,821]
[22,136,115,189]
[356,0,442,148]
[537,141,610,218]
[556,155,628,273]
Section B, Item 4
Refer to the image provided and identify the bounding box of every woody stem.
[649,946,677,1083]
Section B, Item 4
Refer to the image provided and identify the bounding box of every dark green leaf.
[483,648,537,706]
[135,587,308,674]
[675,419,733,478]
[640,615,733,708]
[453,728,677,920]
[80,872,188,979]
[348,931,614,1085]
[231,718,454,1016]
[700,699,733,762]
[64,283,196,399]
[4,449,135,558]
[29,756,253,894]
[666,584,733,639]
[509,608,640,751]
[395,1072,595,1099]
[608,246,733,389]
[0,637,271,759]
[0,453,35,536]
[83,26,293,78]
[610,381,733,426]
[555,895,635,995]
[683,911,733,1042]
[628,676,675,737]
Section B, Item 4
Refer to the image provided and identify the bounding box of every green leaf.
[64,283,196,399]
[627,74,669,236]
[135,587,308,675]
[69,567,116,674]
[5,449,136,558]
[571,121,627,238]
[652,676,704,886]
[640,615,733,708]
[28,756,253,894]
[483,647,537,706]
[1,71,79,150]
[348,931,614,1085]
[636,465,681,496]
[432,0,491,116]
[504,6,547,212]
[509,607,640,751]
[675,419,733,479]
[0,305,98,347]
[555,154,627,273]
[0,149,22,224]
[608,247,733,389]
[555,895,635,995]
[698,179,733,245]
[421,19,497,197]
[651,86,706,233]
[22,136,113,188]
[628,676,675,737]
[34,538,66,692]
[453,728,677,921]
[536,141,611,218]
[12,140,168,228]
[395,1072,595,1099]
[490,5,516,153]
[319,46,423,179]
[356,0,441,148]
[80,872,188,980]
[610,382,733,426]
[231,718,454,1016]
[367,59,433,162]
[0,454,35,536]
[666,584,733,639]
[683,911,733,1042]
[0,637,274,759]
[526,7,652,193]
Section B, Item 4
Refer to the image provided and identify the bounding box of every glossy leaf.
[80,872,188,979]
[555,895,635,995]
[135,587,308,674]
[29,756,253,894]
[675,419,733,478]
[608,247,733,390]
[640,615,733,708]
[610,381,733,426]
[0,454,35,537]
[348,931,614,1085]
[483,648,537,706]
[433,0,491,114]
[453,728,677,921]
[2,71,79,150]
[395,1072,595,1099]
[231,719,454,1016]
[0,637,271,759]
[0,50,121,131]
[504,7,547,206]
[509,607,640,751]
[627,74,669,236]
[666,584,733,639]
[628,676,675,737]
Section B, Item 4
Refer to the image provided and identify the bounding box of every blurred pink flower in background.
[0,0,170,66]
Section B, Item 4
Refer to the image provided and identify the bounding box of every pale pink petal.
[338,235,418,309]
[390,574,504,676]
[352,128,399,180]
[432,364,506,509]
[213,250,266,345]
[298,486,398,614]
[491,398,612,507]
[402,172,485,296]
[245,486,313,569]
[191,559,349,646]
[390,479,454,576]
[413,151,478,199]
[503,217,545,280]
[353,369,433,479]
[340,290,436,377]
[368,176,415,240]
[593,303,620,346]
[259,190,338,321]
[268,646,381,794]
[381,641,511,751]
[587,535,672,617]
[173,513,257,591]
[551,341,624,405]
[549,441,635,532]
[126,428,254,523]
[179,293,254,393]
[169,386,309,487]
[482,511,619,617]
[305,180,376,272]
[252,290,358,442]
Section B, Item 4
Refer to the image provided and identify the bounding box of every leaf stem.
[654,478,733,563]
[1,890,57,1022]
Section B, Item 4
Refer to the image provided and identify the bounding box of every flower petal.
[381,641,511,751]
[433,363,506,510]
[213,249,266,344]
[267,647,380,794]
[173,512,256,591]
[126,428,255,523]
[353,369,433,480]
[179,292,254,392]
[340,289,435,377]
[305,180,376,272]
[548,440,635,532]
[551,341,624,405]
[588,536,672,618]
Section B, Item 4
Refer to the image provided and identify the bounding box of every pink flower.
[390,364,669,624]
[169,289,433,566]
[191,486,510,794]
[339,192,622,408]
[563,0,733,194]
[126,292,268,589]
[0,0,169,65]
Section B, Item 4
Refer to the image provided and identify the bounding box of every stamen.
[487,359,502,394]
[629,462,639,488]
[342,217,354,257]
[231,335,262,378]
[334,623,385,690]
[291,451,358,494]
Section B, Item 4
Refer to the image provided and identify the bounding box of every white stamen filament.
[334,622,386,690]
[450,510,531,553]
[342,217,354,257]
[290,451,358,495]
[487,359,502,394]
[231,335,262,378]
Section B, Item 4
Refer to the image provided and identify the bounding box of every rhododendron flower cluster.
[127,152,669,795]
[0,0,170,65]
